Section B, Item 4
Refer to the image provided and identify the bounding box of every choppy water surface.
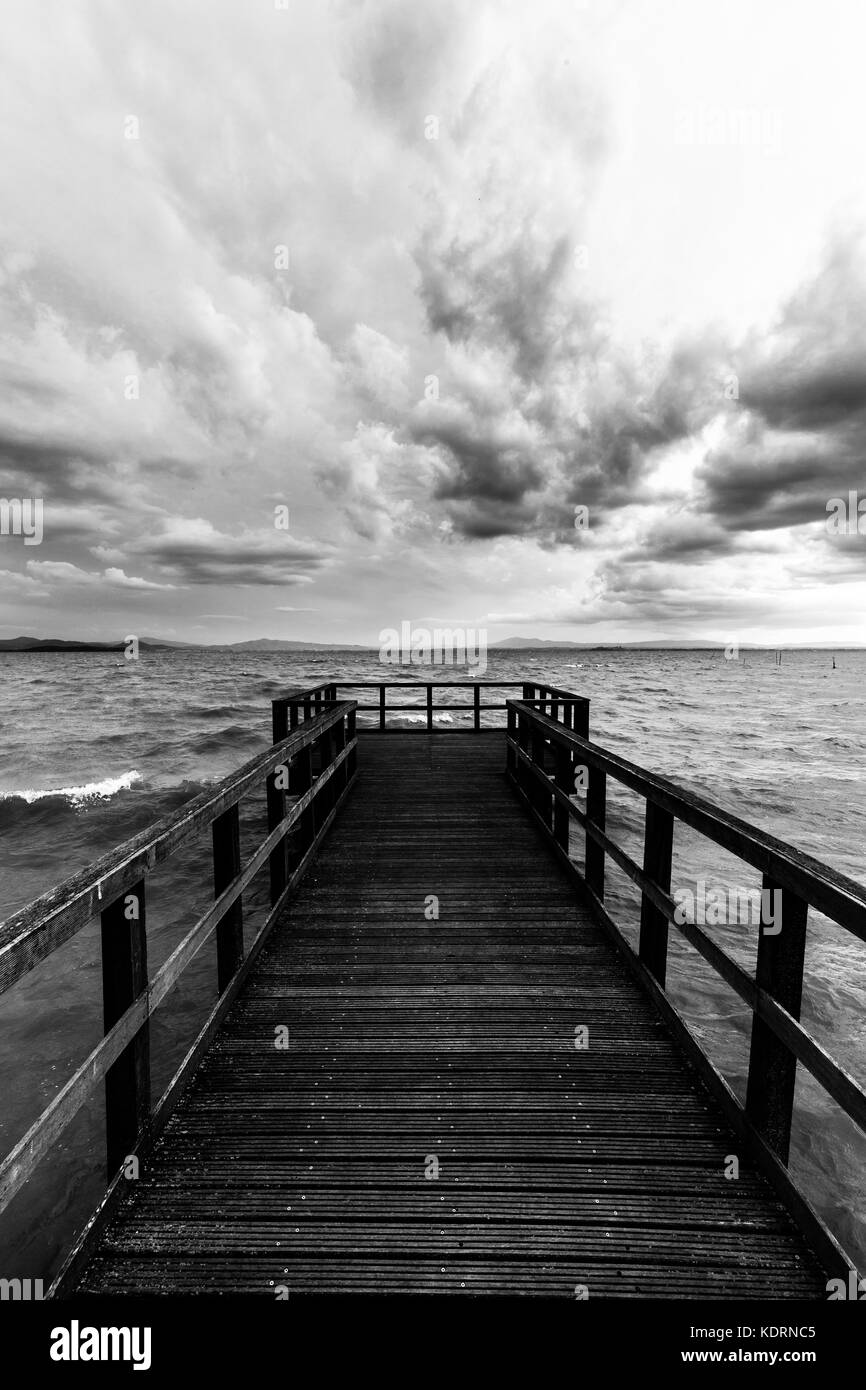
[1,647,863,1280]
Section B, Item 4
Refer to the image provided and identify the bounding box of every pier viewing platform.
[1,682,863,1298]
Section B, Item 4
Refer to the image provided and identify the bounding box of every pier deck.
[66,733,824,1297]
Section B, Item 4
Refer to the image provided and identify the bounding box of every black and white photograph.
[0,0,863,1370]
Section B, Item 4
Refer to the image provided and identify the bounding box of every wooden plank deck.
[69,733,826,1297]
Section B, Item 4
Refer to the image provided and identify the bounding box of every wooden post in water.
[745,877,808,1163]
[474,683,481,732]
[427,684,433,732]
[638,802,674,986]
[101,882,150,1178]
[379,685,386,732]
[212,806,244,993]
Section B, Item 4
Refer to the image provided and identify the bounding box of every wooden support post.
[474,683,481,732]
[529,722,549,826]
[506,705,516,775]
[272,699,288,744]
[303,696,312,723]
[333,712,347,794]
[585,768,607,900]
[553,742,571,852]
[638,802,674,986]
[347,707,357,780]
[266,765,288,907]
[745,878,808,1163]
[101,882,150,1178]
[319,727,336,818]
[517,708,531,795]
[379,685,386,731]
[293,745,315,854]
[427,684,433,732]
[212,805,244,993]
[573,699,589,739]
[289,702,299,732]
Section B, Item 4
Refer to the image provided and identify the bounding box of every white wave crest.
[3,771,143,807]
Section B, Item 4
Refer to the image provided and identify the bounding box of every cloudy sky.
[1,0,864,645]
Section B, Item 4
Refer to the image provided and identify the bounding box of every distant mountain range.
[0,636,176,653]
[1,634,862,653]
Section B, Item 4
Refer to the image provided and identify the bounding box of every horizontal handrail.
[509,702,866,940]
[273,681,590,734]
[0,700,358,1221]
[0,705,351,995]
[506,698,866,1185]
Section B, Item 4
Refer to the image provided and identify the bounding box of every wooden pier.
[1,682,863,1298]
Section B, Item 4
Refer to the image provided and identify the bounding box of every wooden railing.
[0,701,358,1226]
[273,681,590,734]
[506,696,865,1275]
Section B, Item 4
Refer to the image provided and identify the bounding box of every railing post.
[474,683,481,732]
[553,740,571,852]
[290,702,299,731]
[529,719,548,826]
[585,768,607,900]
[347,706,357,780]
[506,704,517,775]
[427,684,433,732]
[638,802,674,986]
[379,684,386,732]
[745,878,808,1163]
[303,696,312,722]
[332,710,347,795]
[517,706,531,796]
[292,744,315,856]
[212,805,244,993]
[101,881,150,1178]
[272,699,288,744]
[573,698,589,739]
[319,725,336,819]
[266,762,288,906]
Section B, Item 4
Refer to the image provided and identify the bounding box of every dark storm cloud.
[697,444,842,532]
[129,525,332,587]
[0,437,113,501]
[417,231,582,383]
[414,417,544,505]
[739,361,866,432]
[698,239,866,535]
